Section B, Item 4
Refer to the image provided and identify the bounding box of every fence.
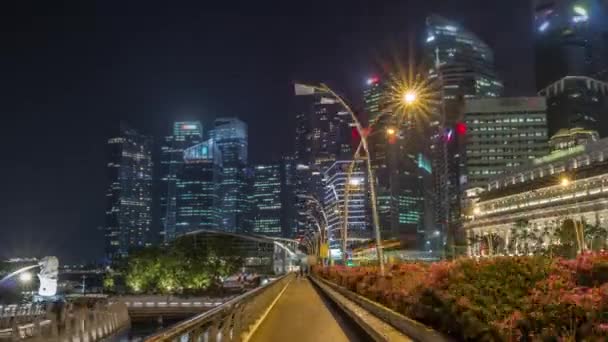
[145,273,293,342]
[0,302,130,341]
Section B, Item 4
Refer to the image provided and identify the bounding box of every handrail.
[145,273,293,342]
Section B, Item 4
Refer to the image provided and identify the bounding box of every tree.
[103,273,115,292]
[123,235,244,294]
[584,223,608,251]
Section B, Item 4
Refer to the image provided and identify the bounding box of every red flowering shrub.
[314,252,608,340]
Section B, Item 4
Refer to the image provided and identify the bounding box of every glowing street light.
[349,178,362,186]
[402,90,418,105]
[386,128,396,135]
[473,207,481,216]
[19,272,32,283]
[561,177,571,187]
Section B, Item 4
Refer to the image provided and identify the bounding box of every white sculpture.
[37,256,58,297]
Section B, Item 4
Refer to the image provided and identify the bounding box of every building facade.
[534,0,608,136]
[210,118,248,233]
[252,164,283,236]
[105,124,153,259]
[550,127,600,152]
[323,160,370,244]
[160,121,203,243]
[424,14,503,253]
[464,138,608,256]
[538,76,608,136]
[463,97,550,189]
[293,85,356,238]
[175,139,222,235]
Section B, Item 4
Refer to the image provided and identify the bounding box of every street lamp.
[403,90,418,105]
[19,272,32,283]
[295,83,386,275]
[386,128,396,136]
[561,177,571,187]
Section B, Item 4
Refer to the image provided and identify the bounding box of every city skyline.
[0,0,536,262]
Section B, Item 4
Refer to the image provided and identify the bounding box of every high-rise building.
[293,85,355,237]
[538,76,608,136]
[280,156,297,238]
[175,139,222,235]
[105,123,153,260]
[323,160,370,242]
[534,0,608,136]
[252,164,283,236]
[425,14,503,109]
[210,118,248,232]
[160,121,203,243]
[424,14,503,254]
[463,97,549,189]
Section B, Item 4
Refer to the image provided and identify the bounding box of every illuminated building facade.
[175,139,222,235]
[539,76,608,136]
[105,123,153,259]
[323,160,370,242]
[534,0,608,136]
[425,14,503,107]
[160,121,203,242]
[464,138,608,256]
[424,14,503,253]
[252,164,283,236]
[210,118,248,233]
[463,97,549,189]
[550,127,599,152]
[293,87,355,237]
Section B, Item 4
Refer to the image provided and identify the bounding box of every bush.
[314,253,608,341]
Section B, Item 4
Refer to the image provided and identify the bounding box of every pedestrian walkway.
[249,277,366,342]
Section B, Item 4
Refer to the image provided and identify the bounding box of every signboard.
[320,243,329,258]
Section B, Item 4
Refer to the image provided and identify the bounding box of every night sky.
[0,0,534,263]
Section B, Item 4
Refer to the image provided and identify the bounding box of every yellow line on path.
[242,276,293,342]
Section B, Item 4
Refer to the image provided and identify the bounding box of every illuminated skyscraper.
[175,139,222,235]
[424,14,503,254]
[425,14,503,108]
[210,118,248,232]
[293,87,355,237]
[252,164,283,236]
[160,121,203,242]
[105,123,153,259]
[534,0,608,136]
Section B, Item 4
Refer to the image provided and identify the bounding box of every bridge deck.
[249,277,367,342]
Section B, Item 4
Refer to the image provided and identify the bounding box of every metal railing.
[0,302,130,341]
[0,304,46,319]
[145,273,293,342]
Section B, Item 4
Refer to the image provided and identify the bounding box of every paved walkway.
[249,277,366,342]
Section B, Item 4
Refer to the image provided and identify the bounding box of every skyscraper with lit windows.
[175,139,222,235]
[252,164,283,236]
[424,14,503,254]
[534,0,608,136]
[105,123,153,260]
[160,121,203,242]
[210,118,248,232]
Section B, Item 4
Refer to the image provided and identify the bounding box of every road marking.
[242,277,293,342]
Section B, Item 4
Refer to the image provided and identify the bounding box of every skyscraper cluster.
[104,118,295,260]
[104,2,608,260]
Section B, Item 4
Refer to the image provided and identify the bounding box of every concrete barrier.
[310,275,452,342]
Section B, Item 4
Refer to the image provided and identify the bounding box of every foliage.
[314,253,608,341]
[123,236,243,294]
[103,273,115,292]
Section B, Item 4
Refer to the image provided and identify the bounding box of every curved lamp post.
[295,83,385,275]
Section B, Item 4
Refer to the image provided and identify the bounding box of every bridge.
[143,273,448,342]
[139,230,444,341]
